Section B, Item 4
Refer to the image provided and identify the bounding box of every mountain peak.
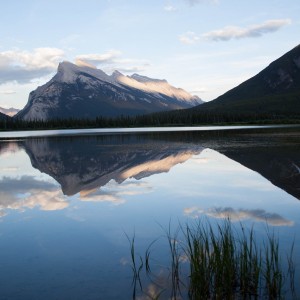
[111,70,124,80]
[55,60,112,84]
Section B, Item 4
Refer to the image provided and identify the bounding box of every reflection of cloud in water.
[19,190,68,211]
[0,176,68,216]
[79,180,152,205]
[80,190,125,205]
[184,206,294,226]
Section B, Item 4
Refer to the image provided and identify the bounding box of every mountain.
[0,107,20,117]
[16,61,202,121]
[194,44,300,116]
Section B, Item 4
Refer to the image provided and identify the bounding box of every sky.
[0,0,299,109]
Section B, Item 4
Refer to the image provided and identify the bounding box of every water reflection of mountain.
[202,128,300,200]
[21,135,203,196]
[3,127,299,200]
[219,146,300,200]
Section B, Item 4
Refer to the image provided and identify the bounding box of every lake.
[0,125,299,299]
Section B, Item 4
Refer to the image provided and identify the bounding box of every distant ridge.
[0,107,20,117]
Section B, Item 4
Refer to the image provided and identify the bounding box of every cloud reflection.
[79,180,152,205]
[184,206,294,226]
[0,176,68,216]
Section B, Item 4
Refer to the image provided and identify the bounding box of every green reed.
[127,218,296,299]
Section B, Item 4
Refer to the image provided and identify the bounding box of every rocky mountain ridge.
[16,61,202,121]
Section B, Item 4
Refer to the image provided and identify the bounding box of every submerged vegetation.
[128,219,297,299]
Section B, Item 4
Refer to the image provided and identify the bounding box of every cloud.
[115,65,148,73]
[164,5,177,11]
[185,0,218,5]
[0,90,16,95]
[184,206,294,226]
[203,19,291,41]
[179,31,200,44]
[0,47,65,84]
[75,50,150,74]
[75,50,122,66]
[79,180,152,205]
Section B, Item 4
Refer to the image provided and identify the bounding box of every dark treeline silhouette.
[1,111,300,131]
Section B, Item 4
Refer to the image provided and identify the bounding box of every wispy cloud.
[75,50,150,74]
[0,90,16,94]
[185,0,218,5]
[164,5,177,11]
[75,50,122,66]
[0,47,65,84]
[179,31,200,44]
[184,206,294,226]
[79,180,152,205]
[203,19,292,41]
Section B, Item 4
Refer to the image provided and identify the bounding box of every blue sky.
[0,0,299,109]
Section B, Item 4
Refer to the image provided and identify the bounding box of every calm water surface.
[0,126,299,299]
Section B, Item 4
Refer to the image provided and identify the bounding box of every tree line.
[1,110,300,131]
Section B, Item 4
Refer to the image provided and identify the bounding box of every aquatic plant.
[127,219,296,299]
